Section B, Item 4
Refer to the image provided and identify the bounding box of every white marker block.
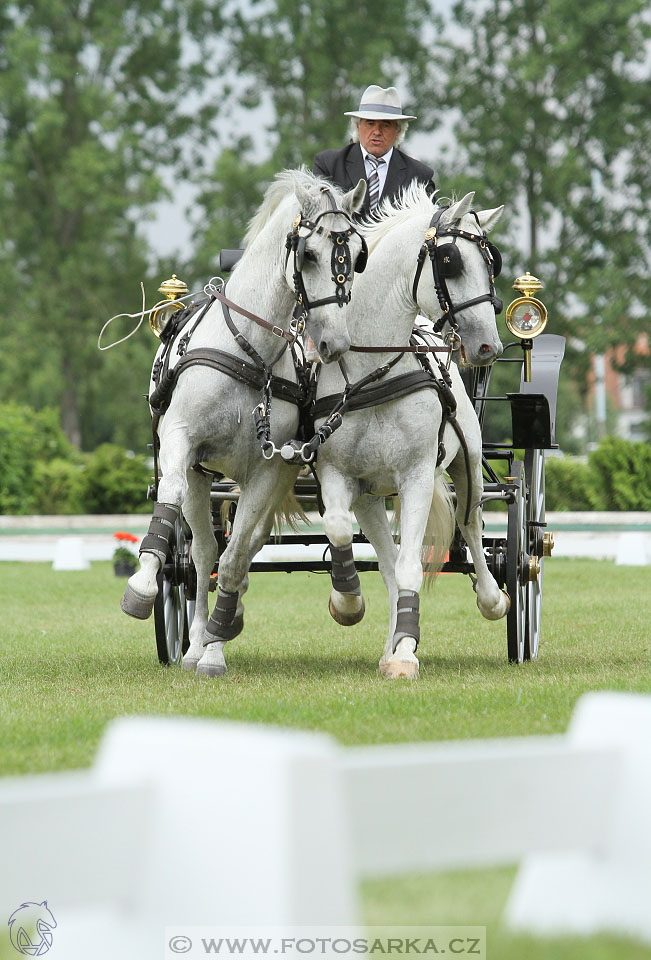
[615,531,649,566]
[52,536,90,570]
[505,692,651,944]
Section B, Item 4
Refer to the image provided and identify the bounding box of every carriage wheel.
[524,449,545,661]
[153,515,193,665]
[506,460,527,664]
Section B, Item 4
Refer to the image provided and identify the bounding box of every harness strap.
[149,348,304,414]
[213,288,298,344]
[311,369,449,420]
[349,342,451,353]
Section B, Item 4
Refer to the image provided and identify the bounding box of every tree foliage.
[191,0,438,255]
[0,0,223,449]
[441,0,651,366]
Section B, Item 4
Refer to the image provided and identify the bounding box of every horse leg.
[181,469,218,671]
[320,468,365,626]
[381,474,437,679]
[196,465,289,678]
[121,425,192,620]
[352,496,400,670]
[447,452,509,621]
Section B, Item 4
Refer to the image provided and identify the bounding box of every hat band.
[358,102,403,115]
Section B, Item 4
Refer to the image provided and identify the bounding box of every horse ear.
[442,192,475,223]
[294,182,312,213]
[476,205,505,232]
[344,178,367,214]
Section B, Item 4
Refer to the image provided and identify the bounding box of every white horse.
[312,187,510,678]
[121,169,366,677]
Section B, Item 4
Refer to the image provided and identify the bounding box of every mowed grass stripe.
[1,558,650,775]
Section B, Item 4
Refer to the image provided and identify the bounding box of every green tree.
[440,0,651,372]
[193,0,438,255]
[0,0,223,450]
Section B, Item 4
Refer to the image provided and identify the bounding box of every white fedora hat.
[344,84,417,121]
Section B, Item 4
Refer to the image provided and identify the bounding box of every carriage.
[120,172,565,677]
[150,262,564,669]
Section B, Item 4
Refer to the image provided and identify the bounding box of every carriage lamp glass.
[150,273,188,338]
[505,273,548,340]
[505,296,548,338]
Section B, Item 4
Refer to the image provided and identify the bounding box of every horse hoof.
[379,660,420,680]
[120,584,155,620]
[182,656,200,672]
[477,588,511,621]
[195,661,227,678]
[328,595,365,627]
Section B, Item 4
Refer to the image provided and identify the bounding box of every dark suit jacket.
[313,142,435,217]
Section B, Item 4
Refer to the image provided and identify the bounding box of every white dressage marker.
[52,536,89,570]
[1,692,651,956]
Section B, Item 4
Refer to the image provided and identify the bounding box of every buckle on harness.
[271,325,284,338]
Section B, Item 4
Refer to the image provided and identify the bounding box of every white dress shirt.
[361,146,393,199]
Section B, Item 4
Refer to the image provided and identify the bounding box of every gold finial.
[157,274,189,301]
[512,271,544,298]
[150,274,188,337]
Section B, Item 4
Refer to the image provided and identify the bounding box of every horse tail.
[422,475,455,588]
[390,477,454,588]
[219,486,309,541]
[271,487,309,539]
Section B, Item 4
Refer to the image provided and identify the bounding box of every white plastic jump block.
[52,536,90,570]
[0,719,355,960]
[93,717,357,927]
[615,531,649,566]
[504,692,651,944]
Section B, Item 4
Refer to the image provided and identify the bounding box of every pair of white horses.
[121,170,508,679]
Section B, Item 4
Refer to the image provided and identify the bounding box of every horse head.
[422,192,504,366]
[286,174,366,362]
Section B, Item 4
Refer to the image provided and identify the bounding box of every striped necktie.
[366,155,385,212]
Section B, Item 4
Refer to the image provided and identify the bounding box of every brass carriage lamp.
[505,272,548,381]
[149,274,189,337]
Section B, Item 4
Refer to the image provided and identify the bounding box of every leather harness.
[148,204,502,526]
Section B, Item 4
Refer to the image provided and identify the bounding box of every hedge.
[0,406,151,514]
[545,439,651,511]
[1,404,649,514]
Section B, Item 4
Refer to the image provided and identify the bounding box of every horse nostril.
[479,344,493,356]
[319,342,330,359]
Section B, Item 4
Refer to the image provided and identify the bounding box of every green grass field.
[2,558,650,958]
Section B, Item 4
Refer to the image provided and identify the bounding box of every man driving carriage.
[312,84,439,357]
[313,84,435,217]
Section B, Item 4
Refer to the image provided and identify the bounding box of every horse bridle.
[412,206,503,337]
[285,186,368,323]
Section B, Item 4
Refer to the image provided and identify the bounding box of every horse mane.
[361,182,443,252]
[243,166,350,247]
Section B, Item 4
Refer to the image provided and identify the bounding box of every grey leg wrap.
[392,590,421,652]
[140,502,179,563]
[204,587,243,644]
[329,541,361,595]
